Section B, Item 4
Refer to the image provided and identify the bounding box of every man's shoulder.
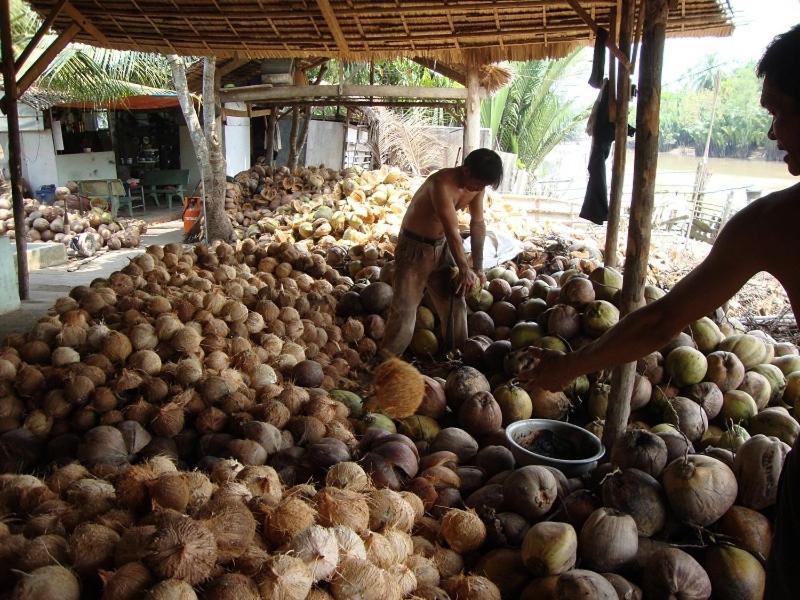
[746,183,800,218]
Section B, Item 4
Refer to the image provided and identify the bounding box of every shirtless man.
[521,25,800,599]
[381,148,503,356]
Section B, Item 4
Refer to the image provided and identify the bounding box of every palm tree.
[481,54,589,174]
[10,0,173,103]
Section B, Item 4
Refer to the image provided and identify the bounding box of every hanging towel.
[580,80,617,225]
[589,28,608,89]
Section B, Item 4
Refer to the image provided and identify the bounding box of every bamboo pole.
[0,0,29,301]
[463,65,481,157]
[603,0,670,450]
[220,84,467,103]
[604,0,635,267]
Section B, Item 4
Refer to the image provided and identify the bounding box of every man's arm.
[522,204,767,390]
[469,191,486,274]
[431,179,477,295]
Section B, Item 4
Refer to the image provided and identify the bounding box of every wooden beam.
[604,0,635,268]
[315,0,350,53]
[63,0,109,45]
[13,23,80,99]
[411,57,466,85]
[603,0,670,449]
[220,83,468,103]
[463,65,481,157]
[565,0,632,70]
[14,0,68,72]
[217,58,249,78]
[247,99,464,108]
[0,0,29,301]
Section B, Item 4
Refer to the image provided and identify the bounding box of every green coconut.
[717,424,751,450]
[521,522,577,577]
[665,346,708,387]
[738,371,771,409]
[582,301,620,337]
[705,545,765,600]
[784,371,800,406]
[531,336,569,353]
[565,375,590,401]
[510,322,544,350]
[705,351,746,392]
[398,415,441,442]
[530,280,550,300]
[772,354,800,376]
[644,285,666,304]
[749,406,800,446]
[718,334,770,369]
[362,413,397,433]
[749,364,786,405]
[330,390,364,418]
[588,383,611,420]
[688,317,723,354]
[415,306,436,331]
[518,298,549,321]
[411,329,439,357]
[589,266,623,302]
[493,384,533,426]
[721,390,758,424]
[468,289,495,313]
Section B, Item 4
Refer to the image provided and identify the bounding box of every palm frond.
[366,107,448,176]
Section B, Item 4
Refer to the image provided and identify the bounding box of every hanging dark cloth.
[588,28,608,89]
[580,80,617,225]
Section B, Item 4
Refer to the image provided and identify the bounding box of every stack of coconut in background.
[0,165,794,599]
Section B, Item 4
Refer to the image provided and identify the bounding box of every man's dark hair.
[757,24,800,105]
[463,148,504,189]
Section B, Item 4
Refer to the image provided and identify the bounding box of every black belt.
[401,228,445,246]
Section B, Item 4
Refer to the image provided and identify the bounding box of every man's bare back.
[402,168,481,239]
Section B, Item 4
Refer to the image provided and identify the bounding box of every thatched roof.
[28,0,733,65]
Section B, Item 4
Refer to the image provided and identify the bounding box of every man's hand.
[518,347,575,391]
[454,267,480,297]
[477,270,487,288]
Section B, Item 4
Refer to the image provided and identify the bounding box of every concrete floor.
[0,220,186,342]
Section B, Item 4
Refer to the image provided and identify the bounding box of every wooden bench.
[140,169,189,210]
[77,179,144,218]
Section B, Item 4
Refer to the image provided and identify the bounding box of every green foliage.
[10,0,173,102]
[480,54,589,174]
[659,60,775,159]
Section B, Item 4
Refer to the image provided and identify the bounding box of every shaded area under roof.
[28,0,734,65]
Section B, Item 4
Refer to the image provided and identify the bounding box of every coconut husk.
[367,358,425,418]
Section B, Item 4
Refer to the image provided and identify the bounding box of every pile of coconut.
[225,162,416,247]
[0,457,510,599]
[0,195,147,251]
[0,228,795,598]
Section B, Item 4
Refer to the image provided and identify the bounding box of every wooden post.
[603,0,670,450]
[265,109,277,166]
[604,0,635,268]
[463,65,481,158]
[1,0,29,301]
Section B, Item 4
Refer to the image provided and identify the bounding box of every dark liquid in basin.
[517,429,586,460]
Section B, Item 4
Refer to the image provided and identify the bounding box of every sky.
[660,0,800,87]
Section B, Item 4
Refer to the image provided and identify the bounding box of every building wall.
[0,238,20,315]
[55,151,118,183]
[20,130,59,190]
[224,103,251,176]
[306,120,345,169]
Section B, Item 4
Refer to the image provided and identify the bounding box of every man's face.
[462,170,489,192]
[761,77,800,176]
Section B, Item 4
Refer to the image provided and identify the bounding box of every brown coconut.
[661,455,738,526]
[643,547,712,600]
[145,517,217,585]
[502,466,558,520]
[601,468,667,537]
[440,508,486,553]
[442,574,501,600]
[369,358,425,418]
[256,554,313,600]
[716,505,772,559]
[578,508,638,572]
[12,565,81,600]
[475,548,529,598]
[556,570,618,600]
[610,429,668,478]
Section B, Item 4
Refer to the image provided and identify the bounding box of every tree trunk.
[287,106,301,170]
[202,57,234,243]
